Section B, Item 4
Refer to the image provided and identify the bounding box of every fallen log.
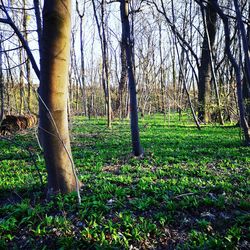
[0,114,38,135]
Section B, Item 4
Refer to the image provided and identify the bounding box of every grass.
[0,113,249,249]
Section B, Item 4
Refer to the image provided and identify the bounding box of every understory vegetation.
[0,114,249,249]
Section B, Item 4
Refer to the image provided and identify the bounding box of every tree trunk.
[92,0,112,128]
[23,0,32,111]
[198,0,217,123]
[201,3,223,125]
[19,45,25,115]
[39,0,80,194]
[243,3,250,124]
[80,17,88,116]
[211,0,250,144]
[76,0,88,117]
[0,35,3,122]
[120,0,143,156]
[118,41,127,119]
[33,0,42,54]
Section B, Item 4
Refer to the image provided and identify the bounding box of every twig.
[173,192,196,199]
[37,93,81,205]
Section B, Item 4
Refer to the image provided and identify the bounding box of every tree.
[39,0,81,195]
[33,0,42,54]
[210,0,250,145]
[198,0,217,123]
[0,34,3,122]
[243,2,250,124]
[92,0,112,128]
[76,0,88,117]
[117,30,127,119]
[22,0,32,111]
[120,0,143,156]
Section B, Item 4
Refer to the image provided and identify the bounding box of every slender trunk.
[176,42,201,130]
[242,3,250,124]
[19,45,24,115]
[159,22,165,114]
[5,52,14,114]
[92,0,112,127]
[120,0,143,156]
[33,0,42,54]
[101,0,112,128]
[211,0,250,144]
[0,35,3,122]
[79,17,88,116]
[39,0,81,194]
[23,0,32,111]
[76,1,88,116]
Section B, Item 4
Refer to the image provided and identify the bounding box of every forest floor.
[0,114,249,249]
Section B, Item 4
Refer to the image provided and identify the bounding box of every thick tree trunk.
[120,0,143,156]
[198,1,217,123]
[39,0,80,194]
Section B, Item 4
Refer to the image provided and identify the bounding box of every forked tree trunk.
[198,0,217,123]
[39,0,80,194]
[120,0,143,156]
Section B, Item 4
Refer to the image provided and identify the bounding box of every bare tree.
[76,0,88,116]
[92,0,112,128]
[0,34,3,122]
[242,2,250,124]
[120,0,143,156]
[210,0,250,144]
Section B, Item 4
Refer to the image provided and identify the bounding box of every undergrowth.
[0,113,249,249]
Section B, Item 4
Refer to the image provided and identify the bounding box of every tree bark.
[0,35,3,122]
[39,0,80,194]
[33,0,42,55]
[242,2,250,124]
[198,0,217,123]
[118,40,127,119]
[120,0,143,156]
[23,0,32,111]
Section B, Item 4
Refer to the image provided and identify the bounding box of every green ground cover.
[0,114,249,249]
